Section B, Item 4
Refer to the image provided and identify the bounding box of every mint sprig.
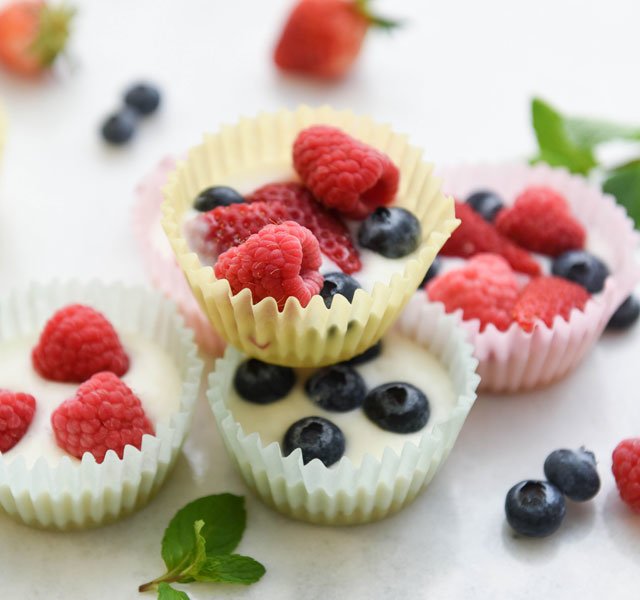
[139,494,265,599]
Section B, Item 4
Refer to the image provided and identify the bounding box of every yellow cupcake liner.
[162,106,458,367]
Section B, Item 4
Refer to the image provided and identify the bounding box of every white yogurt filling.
[226,331,456,466]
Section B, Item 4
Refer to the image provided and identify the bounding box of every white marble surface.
[0,0,639,598]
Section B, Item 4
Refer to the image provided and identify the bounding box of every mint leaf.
[161,494,246,571]
[565,117,640,148]
[177,520,208,583]
[603,162,640,228]
[193,554,266,585]
[157,583,190,600]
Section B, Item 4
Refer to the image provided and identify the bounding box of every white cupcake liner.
[432,162,640,392]
[0,281,203,529]
[207,296,479,525]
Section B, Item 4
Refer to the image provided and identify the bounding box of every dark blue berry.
[124,83,161,116]
[363,382,429,433]
[419,256,442,288]
[505,480,566,537]
[319,272,361,307]
[358,207,422,258]
[283,416,345,466]
[305,365,366,412]
[194,186,245,212]
[341,341,383,366]
[466,190,505,222]
[101,109,137,145]
[233,359,295,404]
[543,448,600,502]
[607,295,640,330]
[551,250,609,293]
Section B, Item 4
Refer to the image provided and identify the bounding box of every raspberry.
[292,125,399,219]
[248,183,362,273]
[612,438,640,512]
[214,221,324,309]
[441,202,541,275]
[0,390,36,452]
[51,372,154,463]
[496,186,586,257]
[512,276,590,332]
[32,305,129,383]
[426,254,519,331]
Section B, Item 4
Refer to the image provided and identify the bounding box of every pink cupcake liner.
[429,162,640,393]
[132,157,226,357]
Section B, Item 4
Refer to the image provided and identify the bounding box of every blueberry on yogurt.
[358,207,421,258]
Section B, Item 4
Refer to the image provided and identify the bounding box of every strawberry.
[0,1,74,77]
[274,0,398,79]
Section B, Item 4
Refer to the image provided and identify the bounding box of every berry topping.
[363,382,429,433]
[214,221,324,309]
[193,186,245,212]
[305,365,366,412]
[124,82,161,116]
[512,276,590,332]
[357,207,421,258]
[505,480,566,537]
[607,295,640,330]
[283,416,345,467]
[319,272,362,308]
[293,125,400,219]
[0,390,36,452]
[419,256,442,288]
[612,438,640,512]
[543,448,600,502]
[551,250,610,293]
[234,359,295,404]
[441,202,541,276]
[51,372,154,463]
[426,254,520,332]
[466,189,505,222]
[101,108,138,145]
[32,304,130,383]
[341,341,382,366]
[495,186,586,256]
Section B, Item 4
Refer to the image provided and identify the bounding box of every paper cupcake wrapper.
[162,106,458,367]
[433,162,640,392]
[0,281,203,530]
[133,156,226,356]
[207,297,480,525]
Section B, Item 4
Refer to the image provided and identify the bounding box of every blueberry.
[101,108,137,145]
[341,341,383,366]
[233,359,295,404]
[194,186,245,212]
[466,190,505,222]
[607,295,640,330]
[363,382,429,433]
[551,250,609,293]
[543,448,600,502]
[305,365,366,412]
[358,207,422,258]
[319,272,361,307]
[505,480,566,537]
[419,256,442,288]
[283,416,345,466]
[124,83,161,116]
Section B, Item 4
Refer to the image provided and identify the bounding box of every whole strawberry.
[0,1,74,77]
[274,0,398,79]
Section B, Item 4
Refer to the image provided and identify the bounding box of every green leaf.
[161,494,246,572]
[177,520,208,582]
[603,162,640,228]
[157,583,190,600]
[192,554,266,585]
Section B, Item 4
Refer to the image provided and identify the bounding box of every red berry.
[495,186,586,257]
[32,304,130,383]
[51,372,154,463]
[248,182,361,273]
[293,125,400,220]
[612,438,640,513]
[512,276,590,332]
[0,390,36,452]
[441,202,541,275]
[426,254,520,331]
[214,221,324,309]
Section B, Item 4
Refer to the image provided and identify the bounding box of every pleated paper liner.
[162,106,458,367]
[208,297,480,526]
[0,281,203,530]
[433,163,640,392]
